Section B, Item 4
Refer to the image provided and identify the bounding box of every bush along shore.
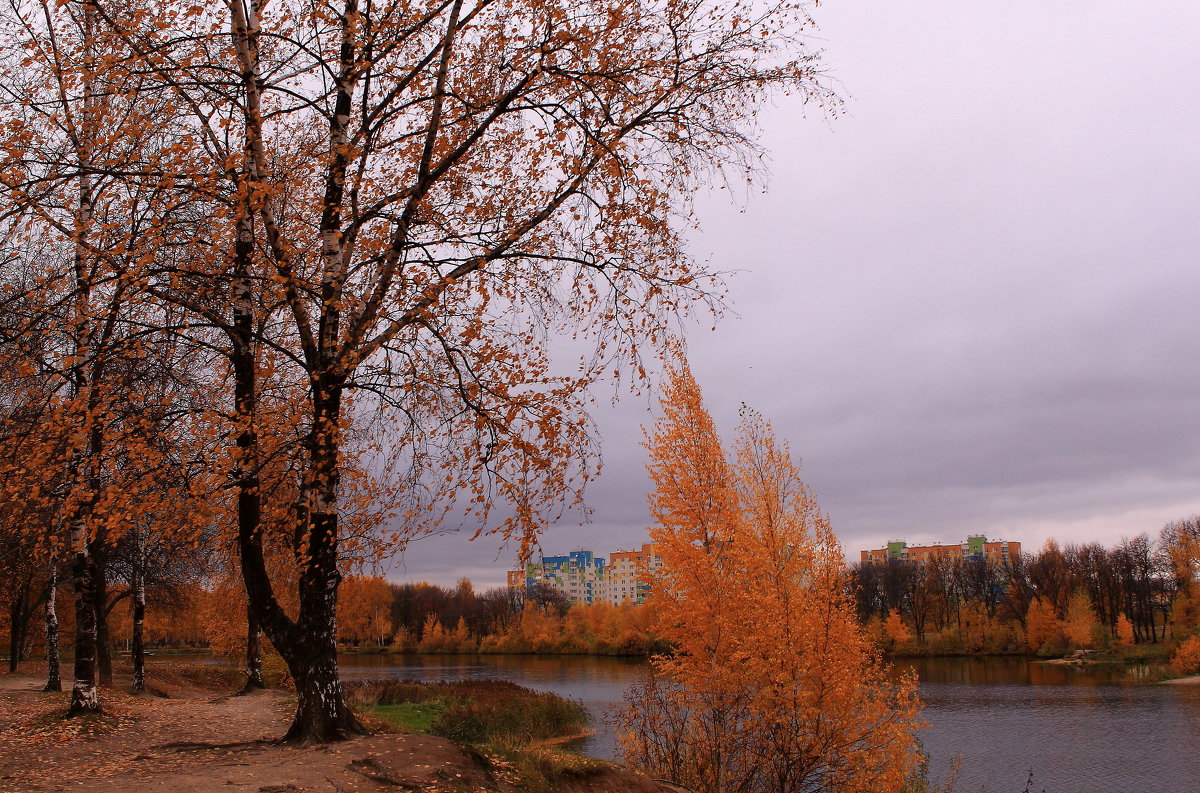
[344,678,645,792]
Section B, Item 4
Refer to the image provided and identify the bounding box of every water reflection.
[892,657,1200,793]
[895,656,1170,687]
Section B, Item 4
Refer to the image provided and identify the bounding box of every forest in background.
[852,519,1200,658]
[6,516,1200,671]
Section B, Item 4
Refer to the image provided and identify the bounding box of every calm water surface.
[335,653,1200,793]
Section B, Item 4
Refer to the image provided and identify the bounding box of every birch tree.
[8,0,838,739]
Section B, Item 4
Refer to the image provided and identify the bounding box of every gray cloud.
[387,0,1200,588]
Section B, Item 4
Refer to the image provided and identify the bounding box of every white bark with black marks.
[44,554,61,692]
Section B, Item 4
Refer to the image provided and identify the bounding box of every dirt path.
[0,670,668,793]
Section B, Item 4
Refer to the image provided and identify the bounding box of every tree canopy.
[0,0,835,736]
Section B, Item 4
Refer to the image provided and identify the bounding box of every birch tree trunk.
[226,0,359,740]
[284,381,359,742]
[243,611,265,691]
[92,543,113,686]
[231,123,265,695]
[68,540,100,714]
[67,283,101,714]
[67,2,101,713]
[44,554,61,692]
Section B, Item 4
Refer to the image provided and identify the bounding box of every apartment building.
[859,535,1021,566]
[512,550,606,605]
[508,543,664,606]
[600,543,663,605]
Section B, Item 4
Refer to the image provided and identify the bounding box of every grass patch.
[371,700,447,733]
[347,679,590,748]
[1113,643,1172,663]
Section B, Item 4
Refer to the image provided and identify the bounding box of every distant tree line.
[850,519,1200,654]
[340,578,559,648]
[0,570,658,664]
[8,517,1199,666]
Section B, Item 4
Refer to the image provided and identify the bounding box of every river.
[333,652,1200,793]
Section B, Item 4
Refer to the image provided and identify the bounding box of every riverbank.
[1020,645,1196,684]
[82,638,1176,665]
[886,641,1173,665]
[0,662,670,793]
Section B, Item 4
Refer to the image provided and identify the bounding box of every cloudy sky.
[389,0,1200,589]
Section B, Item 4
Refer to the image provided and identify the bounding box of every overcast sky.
[388,0,1200,589]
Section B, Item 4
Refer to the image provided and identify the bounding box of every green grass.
[1110,643,1172,663]
[370,700,447,732]
[347,679,590,747]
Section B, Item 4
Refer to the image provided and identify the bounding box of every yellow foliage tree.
[390,626,417,654]
[1025,597,1061,653]
[449,617,476,653]
[619,362,921,793]
[418,614,448,653]
[1115,613,1135,648]
[1065,591,1099,649]
[959,602,993,654]
[200,550,299,664]
[1164,518,1200,640]
[884,610,911,651]
[338,576,394,647]
[1171,591,1200,639]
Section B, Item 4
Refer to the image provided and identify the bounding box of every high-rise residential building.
[512,550,606,605]
[507,543,664,606]
[859,535,1020,565]
[599,543,663,606]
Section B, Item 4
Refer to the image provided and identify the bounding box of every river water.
[334,652,1200,793]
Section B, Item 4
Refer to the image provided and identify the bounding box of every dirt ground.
[0,666,672,793]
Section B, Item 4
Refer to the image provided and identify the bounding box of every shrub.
[1171,635,1200,677]
[431,687,588,746]
[1114,614,1135,649]
[925,629,967,656]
